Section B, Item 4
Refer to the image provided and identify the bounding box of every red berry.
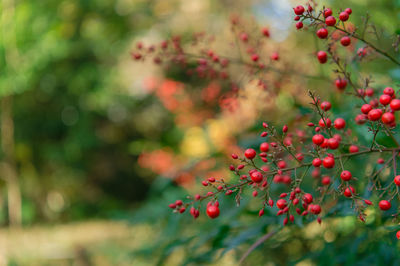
[344,186,355,197]
[179,207,186,213]
[259,209,265,217]
[260,142,269,152]
[319,118,331,128]
[244,148,256,159]
[206,204,220,218]
[276,199,287,209]
[270,52,279,61]
[293,5,305,15]
[316,28,329,39]
[382,112,395,124]
[322,176,331,185]
[296,22,303,29]
[340,170,352,181]
[361,104,372,114]
[377,158,385,164]
[334,118,346,129]
[251,54,259,62]
[312,158,322,167]
[355,114,367,124]
[321,101,331,111]
[335,78,347,90]
[340,36,351,46]
[327,138,339,149]
[383,87,394,96]
[366,88,374,97]
[380,94,392,105]
[323,156,335,168]
[277,160,287,169]
[250,171,263,183]
[345,8,352,14]
[261,27,270,37]
[364,199,373,205]
[394,175,400,186]
[169,203,176,209]
[324,8,332,17]
[325,16,336,26]
[368,109,383,121]
[349,145,359,153]
[317,51,327,63]
[379,200,391,211]
[397,231,400,240]
[231,154,238,159]
[294,16,300,21]
[311,204,321,214]
[312,134,325,145]
[303,193,313,204]
[339,11,349,21]
[390,99,400,111]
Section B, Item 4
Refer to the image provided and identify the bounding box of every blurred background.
[1,0,400,265]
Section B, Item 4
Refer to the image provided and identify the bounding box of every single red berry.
[366,88,374,97]
[339,11,349,21]
[334,118,346,129]
[206,204,220,218]
[244,148,256,159]
[322,176,331,185]
[323,156,335,168]
[259,209,265,217]
[303,193,313,204]
[311,204,321,215]
[277,160,287,169]
[276,199,287,209]
[390,99,400,111]
[335,78,347,90]
[250,171,263,183]
[319,118,331,128]
[340,36,351,46]
[382,112,395,124]
[361,104,372,114]
[325,16,336,26]
[324,8,332,17]
[379,200,391,211]
[396,231,400,240]
[175,200,183,206]
[169,203,176,209]
[344,186,355,197]
[251,54,259,62]
[179,207,186,213]
[380,94,392,105]
[261,27,270,37]
[296,153,304,161]
[312,158,322,167]
[377,158,385,164]
[355,114,367,124]
[316,28,329,39]
[296,21,303,29]
[364,199,373,205]
[294,16,300,21]
[252,190,258,197]
[293,5,305,15]
[261,131,268,137]
[260,142,269,152]
[368,109,383,121]
[327,138,339,149]
[231,154,238,159]
[283,125,288,133]
[317,51,327,63]
[383,87,395,96]
[270,52,279,61]
[349,145,359,153]
[394,175,400,186]
[345,8,352,14]
[340,170,352,181]
[312,134,325,145]
[320,101,331,111]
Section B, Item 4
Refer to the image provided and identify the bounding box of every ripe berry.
[231,154,238,159]
[382,112,395,124]
[397,231,400,240]
[340,170,352,181]
[250,171,263,183]
[334,118,346,129]
[251,54,259,62]
[270,52,279,61]
[368,109,383,121]
[316,28,328,39]
[260,142,269,152]
[321,101,331,111]
[294,16,300,21]
[335,78,347,90]
[365,88,374,97]
[324,8,332,17]
[339,11,349,21]
[380,94,392,105]
[259,209,265,217]
[383,87,394,96]
[312,158,322,167]
[319,118,331,128]
[312,134,325,145]
[361,104,372,114]
[206,204,220,218]
[344,186,355,197]
[293,5,305,15]
[276,199,287,209]
[327,138,339,149]
[349,145,359,153]
[317,51,327,63]
[340,36,351,46]
[345,8,352,14]
[277,160,287,169]
[323,156,335,168]
[394,175,400,186]
[244,148,256,159]
[303,193,313,204]
[355,114,367,124]
[379,200,391,211]
[261,27,270,37]
[325,16,336,26]
[390,99,400,111]
[377,158,385,164]
[311,204,321,214]
[169,203,176,209]
[322,176,331,185]
[296,22,303,29]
